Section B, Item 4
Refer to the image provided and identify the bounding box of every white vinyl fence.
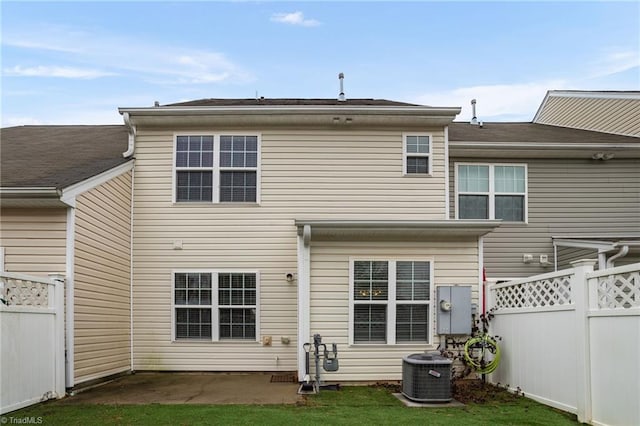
[488,260,640,426]
[1,272,65,414]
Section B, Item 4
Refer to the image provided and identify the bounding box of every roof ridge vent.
[470,99,478,124]
[338,73,346,102]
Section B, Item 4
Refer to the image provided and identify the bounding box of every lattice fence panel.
[494,274,572,310]
[597,271,640,309]
[0,277,49,307]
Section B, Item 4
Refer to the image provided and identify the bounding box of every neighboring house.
[118,98,498,381]
[533,90,640,137]
[2,92,639,386]
[0,125,133,389]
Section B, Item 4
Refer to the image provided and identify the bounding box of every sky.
[1,1,639,127]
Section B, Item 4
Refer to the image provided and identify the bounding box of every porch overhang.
[0,187,66,208]
[294,219,501,243]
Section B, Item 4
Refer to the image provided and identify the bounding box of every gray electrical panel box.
[436,286,472,335]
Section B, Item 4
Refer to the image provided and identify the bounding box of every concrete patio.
[59,372,302,405]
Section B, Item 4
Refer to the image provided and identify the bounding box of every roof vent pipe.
[470,99,478,125]
[338,73,346,102]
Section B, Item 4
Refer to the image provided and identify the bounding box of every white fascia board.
[546,91,640,100]
[60,160,134,207]
[295,219,501,228]
[449,141,640,150]
[0,187,59,197]
[118,105,462,117]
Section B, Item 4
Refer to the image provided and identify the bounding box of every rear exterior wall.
[132,127,453,372]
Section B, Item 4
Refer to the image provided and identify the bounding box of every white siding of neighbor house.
[449,158,640,278]
[0,208,66,276]
[309,239,479,382]
[73,172,132,384]
[132,128,456,373]
[534,95,640,137]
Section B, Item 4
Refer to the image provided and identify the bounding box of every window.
[403,134,432,175]
[174,134,260,203]
[351,260,432,344]
[173,271,259,341]
[456,163,527,222]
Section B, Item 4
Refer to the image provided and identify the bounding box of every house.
[2,92,639,389]
[533,90,640,137]
[118,98,498,382]
[0,125,133,390]
[448,121,640,281]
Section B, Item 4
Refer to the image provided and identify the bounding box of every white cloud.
[271,11,321,27]
[2,26,252,85]
[3,65,116,79]
[410,80,570,122]
[589,48,640,79]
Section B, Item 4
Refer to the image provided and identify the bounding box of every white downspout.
[606,245,629,268]
[65,206,76,390]
[129,164,135,373]
[122,112,136,158]
[444,125,450,220]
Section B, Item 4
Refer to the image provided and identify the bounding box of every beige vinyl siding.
[309,239,479,381]
[535,96,640,137]
[450,158,640,278]
[74,172,131,384]
[132,128,449,372]
[0,208,66,276]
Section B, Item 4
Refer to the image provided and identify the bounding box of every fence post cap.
[569,259,597,268]
[47,273,66,283]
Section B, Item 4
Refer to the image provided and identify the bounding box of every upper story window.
[456,163,527,222]
[403,134,432,175]
[174,134,260,203]
[350,259,432,345]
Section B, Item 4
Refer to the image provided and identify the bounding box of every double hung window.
[351,260,432,344]
[175,134,259,203]
[403,134,432,175]
[456,163,527,222]
[173,271,258,341]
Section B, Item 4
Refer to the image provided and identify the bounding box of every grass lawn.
[5,385,579,425]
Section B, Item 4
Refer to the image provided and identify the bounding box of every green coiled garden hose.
[463,334,501,374]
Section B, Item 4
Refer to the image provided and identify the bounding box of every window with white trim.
[174,134,259,203]
[403,134,431,175]
[173,271,258,341]
[456,163,527,222]
[351,260,432,344]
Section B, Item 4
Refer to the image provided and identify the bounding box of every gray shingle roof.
[165,98,421,107]
[0,125,130,189]
[449,122,640,144]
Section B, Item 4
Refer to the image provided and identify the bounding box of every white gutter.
[449,141,640,150]
[0,187,59,197]
[122,112,136,158]
[606,245,630,268]
[294,219,501,229]
[118,105,461,116]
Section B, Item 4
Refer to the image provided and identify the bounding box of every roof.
[0,125,130,190]
[165,98,421,107]
[449,122,640,144]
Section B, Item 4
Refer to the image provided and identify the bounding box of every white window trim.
[172,132,262,205]
[348,258,434,346]
[402,133,433,177]
[454,162,528,223]
[170,269,261,343]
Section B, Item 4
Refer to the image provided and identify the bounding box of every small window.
[173,271,258,341]
[456,163,527,222]
[351,260,432,345]
[174,134,260,203]
[403,134,431,175]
